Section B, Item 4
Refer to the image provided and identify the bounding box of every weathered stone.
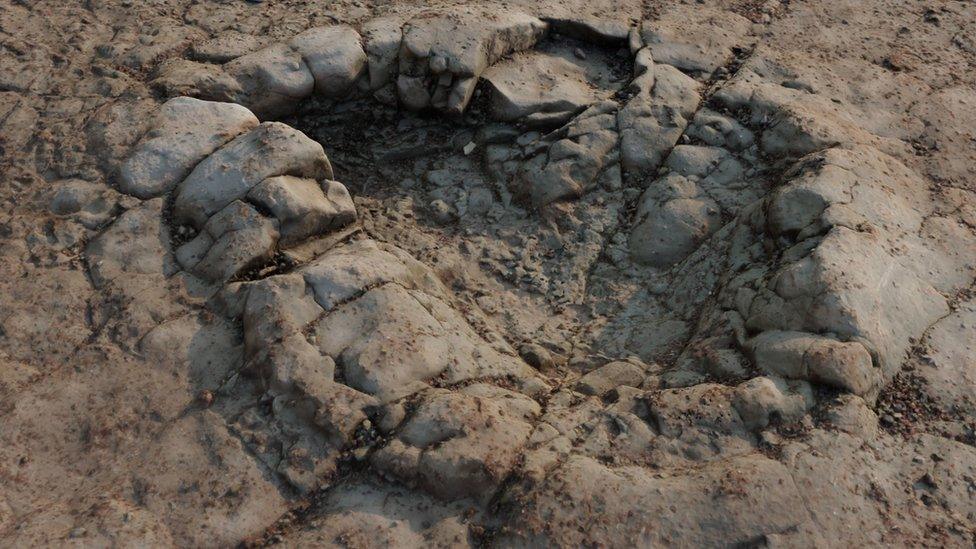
[151,60,242,103]
[397,7,547,114]
[289,25,367,98]
[576,361,645,396]
[732,376,813,430]
[618,65,700,177]
[362,16,404,90]
[86,198,176,287]
[638,7,752,74]
[501,454,810,546]
[173,122,332,228]
[247,176,356,247]
[687,108,755,151]
[629,194,722,267]
[748,331,880,398]
[189,200,280,283]
[119,97,258,198]
[225,43,314,119]
[483,50,608,121]
[49,178,121,229]
[372,388,537,501]
[514,102,619,207]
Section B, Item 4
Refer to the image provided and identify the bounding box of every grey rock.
[748,331,880,398]
[300,239,442,312]
[396,74,430,110]
[618,65,700,177]
[289,25,367,98]
[119,97,259,199]
[824,394,879,440]
[576,361,645,396]
[173,122,332,228]
[362,16,404,90]
[732,376,813,430]
[514,102,619,207]
[189,200,280,282]
[483,49,611,121]
[687,108,755,151]
[629,193,722,267]
[397,7,547,114]
[247,176,356,246]
[519,343,554,370]
[428,198,456,224]
[225,43,314,119]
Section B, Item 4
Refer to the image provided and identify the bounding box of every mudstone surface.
[2,0,976,546]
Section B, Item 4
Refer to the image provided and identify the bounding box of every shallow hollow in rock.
[281,33,632,203]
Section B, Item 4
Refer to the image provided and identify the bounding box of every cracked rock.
[247,176,356,247]
[225,43,314,119]
[118,97,258,198]
[397,7,547,114]
[372,387,538,501]
[178,200,279,283]
[289,25,367,98]
[172,121,333,228]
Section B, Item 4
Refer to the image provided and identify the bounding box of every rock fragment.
[576,361,645,396]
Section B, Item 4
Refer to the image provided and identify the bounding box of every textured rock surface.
[289,25,367,98]
[4,0,976,546]
[172,121,333,228]
[118,97,258,198]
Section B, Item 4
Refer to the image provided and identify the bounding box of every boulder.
[576,361,645,396]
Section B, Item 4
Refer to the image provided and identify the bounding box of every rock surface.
[4,0,976,546]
